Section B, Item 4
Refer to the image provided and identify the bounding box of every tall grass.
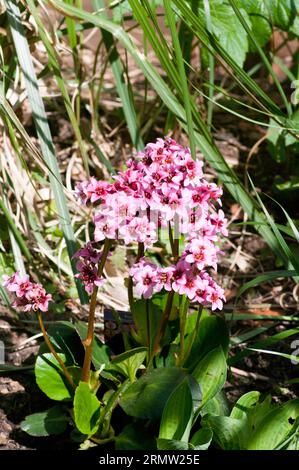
[0,0,298,317]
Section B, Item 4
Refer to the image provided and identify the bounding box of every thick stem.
[37,311,75,389]
[81,238,111,382]
[150,290,174,362]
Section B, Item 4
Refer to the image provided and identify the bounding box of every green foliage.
[192,346,227,408]
[203,394,299,450]
[35,353,73,401]
[73,382,102,436]
[20,406,69,437]
[109,347,147,381]
[3,0,299,453]
[120,367,188,420]
[159,377,198,442]
[115,424,156,450]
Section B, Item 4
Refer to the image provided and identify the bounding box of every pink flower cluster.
[74,138,227,244]
[3,272,52,312]
[75,137,227,310]
[129,257,225,311]
[72,242,107,294]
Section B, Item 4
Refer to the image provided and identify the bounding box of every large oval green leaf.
[35,353,72,401]
[74,381,102,436]
[192,346,227,408]
[159,377,194,442]
[184,315,229,370]
[20,406,69,437]
[120,367,187,420]
[247,399,299,450]
[202,414,245,450]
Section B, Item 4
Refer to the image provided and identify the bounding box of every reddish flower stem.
[81,238,111,382]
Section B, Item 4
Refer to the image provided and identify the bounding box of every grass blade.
[92,0,144,150]
[5,0,88,304]
[45,0,296,272]
[238,270,297,298]
[163,0,196,159]
[27,0,90,176]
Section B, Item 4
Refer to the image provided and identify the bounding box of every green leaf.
[73,382,102,436]
[109,347,147,382]
[39,322,85,366]
[35,353,72,401]
[236,0,272,49]
[202,414,246,450]
[20,406,68,437]
[230,391,261,420]
[115,424,156,450]
[159,377,195,442]
[192,346,227,408]
[190,427,213,450]
[157,439,190,450]
[184,315,229,370]
[199,0,250,67]
[132,297,163,346]
[120,367,187,420]
[264,0,298,30]
[247,399,299,450]
[200,390,230,417]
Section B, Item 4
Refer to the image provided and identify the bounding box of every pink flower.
[73,137,227,311]
[72,242,102,263]
[184,238,218,270]
[75,260,104,294]
[209,209,228,237]
[74,180,90,205]
[23,284,52,312]
[87,178,109,204]
[3,272,52,313]
[3,272,32,298]
[119,216,157,247]
[130,258,158,299]
[157,266,175,292]
[172,271,198,300]
[206,283,226,311]
[94,213,118,241]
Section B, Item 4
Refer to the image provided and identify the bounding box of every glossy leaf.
[184,315,229,370]
[159,377,194,442]
[192,346,227,408]
[73,381,102,436]
[190,427,213,450]
[230,391,261,420]
[247,399,299,450]
[120,367,187,420]
[20,406,68,437]
[35,353,72,401]
[157,438,189,450]
[109,347,147,382]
